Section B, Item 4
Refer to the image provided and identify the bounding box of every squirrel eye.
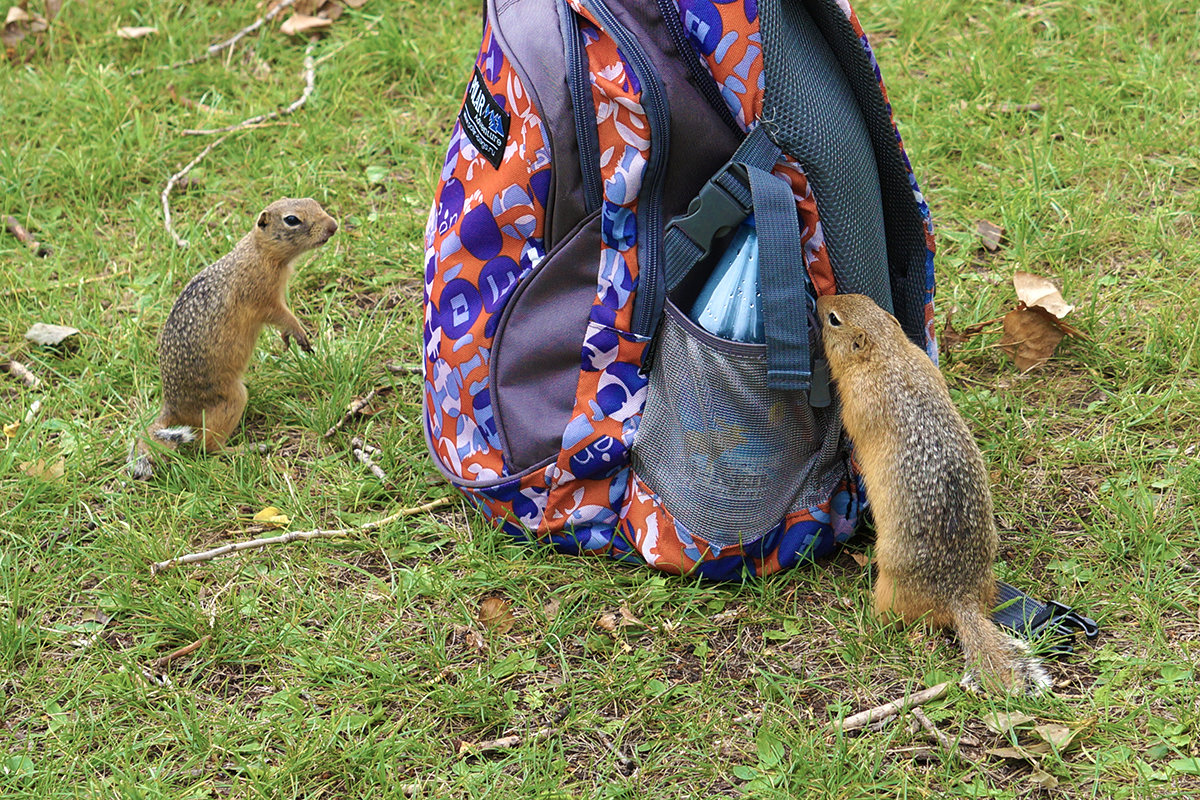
[827,312,841,327]
[283,215,302,226]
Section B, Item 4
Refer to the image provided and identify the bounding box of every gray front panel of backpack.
[632,307,844,547]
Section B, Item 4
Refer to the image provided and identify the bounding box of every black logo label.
[459,66,511,169]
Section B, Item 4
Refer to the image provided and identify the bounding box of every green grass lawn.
[2,0,1198,797]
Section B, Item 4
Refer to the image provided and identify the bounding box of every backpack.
[422,0,936,580]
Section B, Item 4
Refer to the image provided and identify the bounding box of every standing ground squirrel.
[817,293,1050,694]
[129,198,337,480]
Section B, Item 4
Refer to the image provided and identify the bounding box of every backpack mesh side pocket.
[632,302,844,547]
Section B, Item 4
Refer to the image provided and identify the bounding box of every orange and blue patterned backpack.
[423,0,937,580]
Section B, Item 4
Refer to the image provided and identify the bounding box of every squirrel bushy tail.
[950,603,1051,695]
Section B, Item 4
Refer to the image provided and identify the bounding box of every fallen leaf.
[116,26,158,39]
[343,0,368,7]
[596,611,619,632]
[1028,766,1059,789]
[1000,305,1064,371]
[850,552,871,567]
[25,323,80,348]
[478,597,515,634]
[1013,271,1075,318]
[542,596,561,621]
[460,626,486,652]
[280,13,333,35]
[252,506,290,526]
[20,457,65,481]
[3,420,19,438]
[1033,723,1078,751]
[986,741,1052,761]
[45,0,63,21]
[977,220,1004,252]
[5,7,31,25]
[618,604,646,628]
[317,1,344,22]
[982,710,1036,735]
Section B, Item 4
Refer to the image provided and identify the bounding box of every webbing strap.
[747,164,811,390]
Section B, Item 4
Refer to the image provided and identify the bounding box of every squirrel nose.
[327,219,339,236]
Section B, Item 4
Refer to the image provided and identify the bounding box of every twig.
[910,707,958,752]
[183,40,316,135]
[150,634,212,670]
[161,133,232,248]
[128,0,296,76]
[457,727,555,757]
[832,682,950,733]
[150,498,452,575]
[1,354,40,389]
[351,437,389,484]
[385,363,423,376]
[167,84,230,115]
[4,215,51,257]
[323,388,377,437]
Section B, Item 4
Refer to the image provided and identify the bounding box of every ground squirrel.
[129,198,337,480]
[817,293,1050,694]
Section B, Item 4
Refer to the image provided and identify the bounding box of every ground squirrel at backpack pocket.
[129,198,338,480]
[817,293,1050,694]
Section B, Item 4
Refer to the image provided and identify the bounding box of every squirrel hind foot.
[960,637,1052,696]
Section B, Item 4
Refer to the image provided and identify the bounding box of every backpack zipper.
[653,0,744,136]
[560,0,604,214]
[578,0,671,338]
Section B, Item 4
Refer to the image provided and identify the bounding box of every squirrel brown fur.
[817,293,1049,694]
[129,198,337,479]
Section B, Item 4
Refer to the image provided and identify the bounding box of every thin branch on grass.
[128,0,296,76]
[910,707,959,752]
[2,354,40,388]
[4,215,51,257]
[350,437,389,483]
[161,133,232,248]
[183,41,316,136]
[832,682,950,733]
[167,84,230,115]
[150,497,453,575]
[150,634,212,669]
[457,727,555,757]
[385,363,423,376]
[323,388,377,437]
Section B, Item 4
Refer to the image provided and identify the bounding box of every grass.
[1,0,1198,797]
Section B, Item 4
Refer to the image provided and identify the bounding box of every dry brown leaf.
[20,457,65,481]
[5,7,31,25]
[1013,271,1074,318]
[343,0,368,7]
[977,220,1004,252]
[542,596,561,621]
[1000,306,1064,371]
[116,26,158,40]
[293,0,324,14]
[45,0,63,21]
[986,741,1052,761]
[982,710,1036,735]
[479,597,515,634]
[1028,766,1060,789]
[1033,723,1078,751]
[280,13,333,35]
[596,611,619,632]
[849,552,871,567]
[317,1,344,21]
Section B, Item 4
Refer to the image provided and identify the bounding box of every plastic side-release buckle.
[664,162,753,263]
[992,581,1100,657]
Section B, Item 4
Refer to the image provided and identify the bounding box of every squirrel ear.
[851,330,869,352]
[257,212,269,229]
